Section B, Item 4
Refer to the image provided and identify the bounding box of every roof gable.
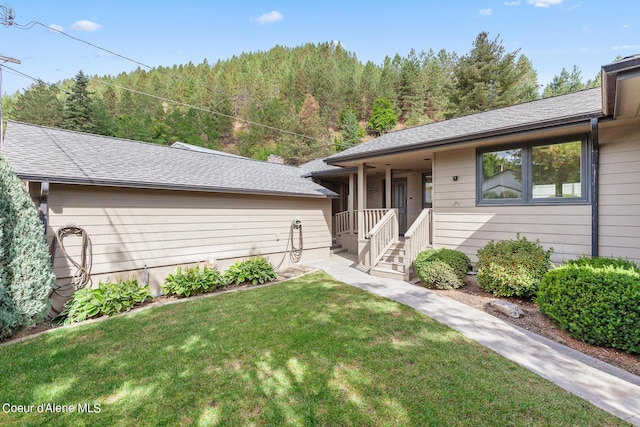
[2,121,335,198]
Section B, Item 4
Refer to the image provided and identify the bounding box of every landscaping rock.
[489,300,524,318]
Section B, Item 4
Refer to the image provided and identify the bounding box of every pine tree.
[368,97,398,135]
[10,81,63,127]
[0,154,56,339]
[64,70,95,132]
[337,109,364,151]
[449,32,523,116]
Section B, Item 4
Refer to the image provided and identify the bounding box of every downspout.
[40,181,49,230]
[590,118,599,257]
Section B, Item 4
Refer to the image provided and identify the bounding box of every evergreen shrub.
[413,248,471,290]
[537,258,640,354]
[0,154,56,340]
[476,234,552,297]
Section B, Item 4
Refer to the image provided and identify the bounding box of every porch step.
[370,266,406,280]
[330,242,348,254]
[370,240,413,280]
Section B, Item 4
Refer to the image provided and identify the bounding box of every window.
[422,173,433,208]
[477,138,588,205]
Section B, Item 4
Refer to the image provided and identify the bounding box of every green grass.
[0,271,626,426]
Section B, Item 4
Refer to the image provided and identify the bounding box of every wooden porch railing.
[334,209,391,237]
[368,209,399,267]
[334,210,354,235]
[404,208,432,272]
[363,209,390,238]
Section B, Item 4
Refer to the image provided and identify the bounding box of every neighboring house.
[302,56,640,280]
[2,121,336,308]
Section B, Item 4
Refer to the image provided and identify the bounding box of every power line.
[1,4,328,145]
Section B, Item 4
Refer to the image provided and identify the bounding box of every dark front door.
[392,178,408,234]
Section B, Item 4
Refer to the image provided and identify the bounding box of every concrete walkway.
[304,254,640,426]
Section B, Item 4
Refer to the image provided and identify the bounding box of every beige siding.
[599,117,640,263]
[433,147,591,264]
[46,184,331,290]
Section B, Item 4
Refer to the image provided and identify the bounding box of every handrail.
[404,208,432,271]
[363,208,391,238]
[368,209,399,267]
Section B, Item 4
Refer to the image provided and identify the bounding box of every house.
[302,56,640,280]
[2,121,336,310]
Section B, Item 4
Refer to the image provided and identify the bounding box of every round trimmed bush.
[476,234,552,298]
[537,259,640,354]
[413,248,471,290]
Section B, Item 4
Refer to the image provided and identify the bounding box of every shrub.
[476,234,552,297]
[564,255,639,271]
[223,257,277,286]
[537,261,640,354]
[0,155,56,340]
[162,265,225,297]
[413,248,471,290]
[56,277,152,325]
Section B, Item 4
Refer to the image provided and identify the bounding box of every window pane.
[481,149,522,200]
[531,141,581,199]
[423,175,432,208]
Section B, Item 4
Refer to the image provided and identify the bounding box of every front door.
[392,178,407,234]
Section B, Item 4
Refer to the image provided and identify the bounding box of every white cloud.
[504,0,521,5]
[254,11,283,24]
[527,0,563,7]
[71,20,101,31]
[49,24,63,32]
[479,8,493,16]
[613,44,640,51]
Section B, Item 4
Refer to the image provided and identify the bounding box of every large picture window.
[477,138,588,205]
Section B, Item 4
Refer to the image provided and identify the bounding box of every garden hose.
[274,218,304,270]
[48,225,92,317]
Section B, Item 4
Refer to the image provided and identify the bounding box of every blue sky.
[1,0,639,95]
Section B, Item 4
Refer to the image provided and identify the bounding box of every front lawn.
[0,271,626,426]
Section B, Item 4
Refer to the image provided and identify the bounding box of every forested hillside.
[3,32,601,165]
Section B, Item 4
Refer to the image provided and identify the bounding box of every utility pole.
[0,54,21,150]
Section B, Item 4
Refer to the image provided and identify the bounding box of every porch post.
[348,173,355,233]
[357,163,368,264]
[385,167,392,209]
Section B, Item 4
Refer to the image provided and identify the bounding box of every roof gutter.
[15,174,337,199]
[325,113,601,165]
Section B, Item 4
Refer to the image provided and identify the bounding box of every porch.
[333,207,432,281]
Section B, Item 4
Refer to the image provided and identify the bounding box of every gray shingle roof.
[2,121,336,198]
[170,141,247,158]
[326,88,604,163]
[297,158,345,177]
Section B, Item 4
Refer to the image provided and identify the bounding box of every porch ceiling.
[334,149,433,172]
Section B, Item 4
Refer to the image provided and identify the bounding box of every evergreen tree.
[337,109,364,151]
[368,97,398,135]
[449,32,523,117]
[543,65,586,97]
[64,71,95,132]
[0,154,56,339]
[10,81,63,127]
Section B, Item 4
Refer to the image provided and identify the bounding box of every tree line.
[3,32,602,165]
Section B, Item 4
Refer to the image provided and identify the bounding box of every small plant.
[223,257,277,286]
[56,277,152,325]
[162,265,225,297]
[476,234,552,297]
[413,249,471,290]
[537,258,640,354]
